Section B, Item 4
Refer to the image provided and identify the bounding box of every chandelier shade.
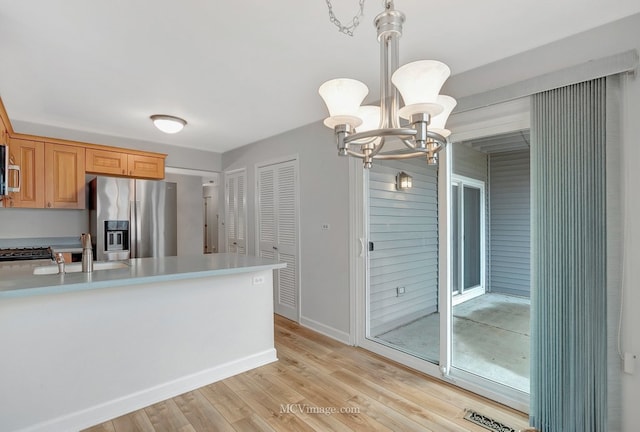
[319,0,456,168]
[318,78,369,128]
[392,60,451,119]
[353,105,382,144]
[429,95,457,138]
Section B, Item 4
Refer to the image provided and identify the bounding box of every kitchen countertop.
[0,253,285,299]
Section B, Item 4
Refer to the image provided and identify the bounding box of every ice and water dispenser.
[104,220,129,252]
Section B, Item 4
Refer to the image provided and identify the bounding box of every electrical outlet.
[321,223,330,230]
[396,286,406,297]
[252,275,265,285]
[624,352,637,375]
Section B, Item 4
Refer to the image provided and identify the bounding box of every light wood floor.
[84,315,529,432]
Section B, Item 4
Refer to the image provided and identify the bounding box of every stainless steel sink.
[33,261,129,275]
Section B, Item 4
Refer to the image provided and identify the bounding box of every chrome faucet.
[81,233,93,273]
[55,252,65,274]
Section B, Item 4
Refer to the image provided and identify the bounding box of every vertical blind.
[530,78,607,431]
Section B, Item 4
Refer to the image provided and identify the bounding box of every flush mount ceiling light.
[150,115,187,134]
[319,0,456,168]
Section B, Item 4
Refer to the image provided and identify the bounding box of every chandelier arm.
[367,136,386,158]
[345,149,367,159]
[343,127,416,144]
[372,151,428,160]
[432,142,448,154]
[427,130,447,143]
[401,138,417,150]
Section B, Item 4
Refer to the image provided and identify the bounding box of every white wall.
[221,121,351,342]
[0,269,276,432]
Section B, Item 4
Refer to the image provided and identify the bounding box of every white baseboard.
[299,315,351,345]
[16,349,277,432]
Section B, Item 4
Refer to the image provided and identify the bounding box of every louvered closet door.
[258,160,299,321]
[225,169,247,254]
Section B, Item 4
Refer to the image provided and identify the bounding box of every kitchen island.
[0,254,285,432]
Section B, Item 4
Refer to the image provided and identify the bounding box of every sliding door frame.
[450,174,486,306]
[350,98,531,413]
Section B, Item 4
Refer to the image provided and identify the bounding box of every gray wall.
[0,208,88,239]
[488,150,530,297]
[222,121,351,342]
[368,160,438,336]
[165,173,206,257]
[203,182,219,253]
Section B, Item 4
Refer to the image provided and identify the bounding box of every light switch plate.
[624,352,636,375]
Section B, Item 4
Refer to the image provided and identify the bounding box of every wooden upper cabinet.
[86,148,128,176]
[0,116,7,145]
[6,138,45,208]
[44,143,86,209]
[127,154,164,179]
[86,148,164,179]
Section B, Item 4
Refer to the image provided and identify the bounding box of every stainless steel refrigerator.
[89,176,177,261]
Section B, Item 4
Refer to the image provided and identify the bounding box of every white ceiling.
[1,0,639,154]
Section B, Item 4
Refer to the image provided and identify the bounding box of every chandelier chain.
[324,0,366,36]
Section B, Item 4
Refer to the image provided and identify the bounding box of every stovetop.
[0,247,53,262]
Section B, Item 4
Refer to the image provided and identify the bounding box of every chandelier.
[319,0,456,168]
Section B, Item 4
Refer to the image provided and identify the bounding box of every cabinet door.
[127,154,164,179]
[7,138,45,208]
[86,148,128,176]
[44,143,86,209]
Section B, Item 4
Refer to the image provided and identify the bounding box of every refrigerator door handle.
[135,200,142,258]
[130,200,137,258]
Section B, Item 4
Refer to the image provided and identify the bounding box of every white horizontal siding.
[489,149,531,297]
[368,160,439,336]
[453,144,488,182]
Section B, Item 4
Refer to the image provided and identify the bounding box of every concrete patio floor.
[375,293,530,393]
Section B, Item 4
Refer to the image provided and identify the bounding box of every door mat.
[463,409,516,432]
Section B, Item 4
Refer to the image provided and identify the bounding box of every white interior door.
[225,169,246,254]
[257,159,299,321]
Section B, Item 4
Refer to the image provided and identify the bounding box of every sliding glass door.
[365,159,440,364]
[451,176,485,305]
[360,136,531,413]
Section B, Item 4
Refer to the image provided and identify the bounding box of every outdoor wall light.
[396,171,413,190]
